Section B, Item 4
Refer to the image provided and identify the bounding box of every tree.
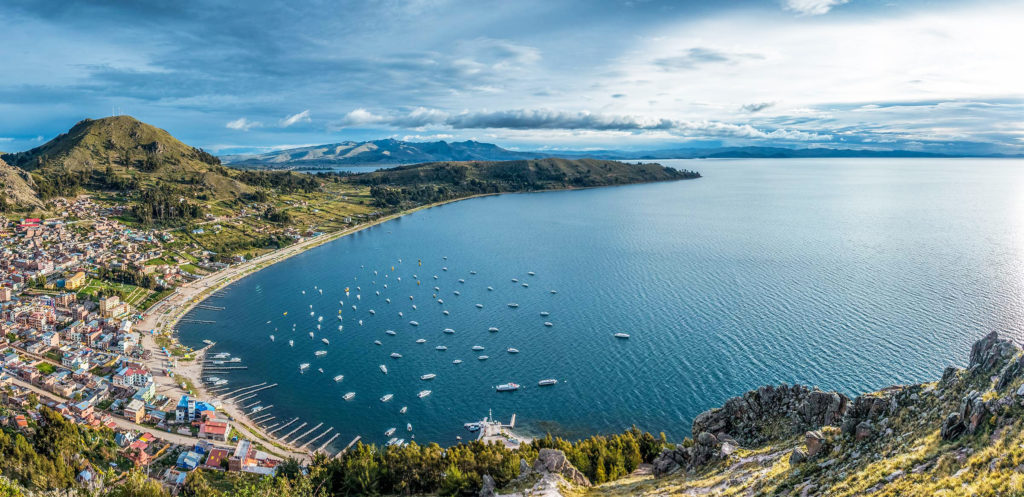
[105,472,169,497]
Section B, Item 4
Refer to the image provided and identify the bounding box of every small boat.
[358,320,364,326]
[475,304,483,308]
[458,279,465,283]
[487,286,494,291]
[420,373,436,380]
[214,379,228,386]
[344,392,356,400]
[391,352,403,358]
[470,271,477,275]
[380,364,388,374]
[203,339,213,345]
[488,327,499,332]
[269,335,275,341]
[385,427,397,436]
[522,283,529,288]
[436,345,448,351]
[550,290,557,294]
[442,267,448,271]
[465,423,480,432]
[386,330,397,335]
[443,310,450,315]
[540,311,550,316]
[512,278,519,283]
[544,322,553,327]
[409,321,419,326]
[538,379,558,386]
[318,368,324,373]
[332,373,345,382]
[416,339,426,344]
[400,406,408,414]
[381,394,394,402]
[315,350,327,357]
[309,331,315,339]
[229,357,242,363]
[417,390,432,398]
[407,423,413,432]
[472,345,485,351]
[386,298,391,303]
[478,355,489,360]
[412,305,418,310]
[322,338,330,345]
[453,291,460,296]
[398,312,404,317]
[443,328,455,334]
[369,310,376,315]
[437,298,444,304]
[299,363,310,371]
[213,353,230,359]
[386,437,399,446]
[614,333,630,339]
[496,382,520,392]
[507,348,519,354]
[289,340,294,347]
[528,271,535,276]
[507,303,519,308]
[452,359,463,364]
[374,340,382,346]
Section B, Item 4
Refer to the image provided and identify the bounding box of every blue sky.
[1,0,1022,155]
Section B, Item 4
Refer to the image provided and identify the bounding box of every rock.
[652,448,680,476]
[886,470,905,482]
[970,331,1017,372]
[805,431,826,457]
[519,458,532,477]
[532,449,591,487]
[941,413,967,441]
[479,474,496,497]
[790,447,807,465]
[855,421,873,441]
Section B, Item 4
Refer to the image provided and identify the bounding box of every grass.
[138,288,174,312]
[36,362,56,375]
[144,257,170,266]
[76,277,143,301]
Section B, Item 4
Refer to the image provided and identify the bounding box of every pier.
[269,417,299,435]
[317,433,341,454]
[335,435,361,458]
[180,319,216,324]
[281,422,308,441]
[196,304,225,310]
[301,427,333,449]
[290,422,323,443]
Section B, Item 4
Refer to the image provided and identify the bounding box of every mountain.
[1,116,248,200]
[0,157,42,210]
[221,138,548,168]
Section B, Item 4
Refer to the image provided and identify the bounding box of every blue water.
[178,158,1024,450]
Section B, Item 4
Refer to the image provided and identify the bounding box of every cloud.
[653,47,763,70]
[333,108,386,128]
[740,102,775,113]
[783,0,850,16]
[0,137,13,142]
[226,117,261,131]
[280,109,311,127]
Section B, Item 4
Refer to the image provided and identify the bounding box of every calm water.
[178,158,1024,449]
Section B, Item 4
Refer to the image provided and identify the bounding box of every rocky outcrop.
[0,158,42,209]
[532,449,591,487]
[479,474,496,497]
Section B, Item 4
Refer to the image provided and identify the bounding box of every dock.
[301,427,333,449]
[290,422,323,443]
[180,319,216,324]
[317,433,341,453]
[269,417,298,435]
[281,422,307,441]
[335,435,361,458]
[196,305,225,311]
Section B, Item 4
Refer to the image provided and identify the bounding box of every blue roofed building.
[177,450,202,471]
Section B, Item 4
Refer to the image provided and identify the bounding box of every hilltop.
[221,138,548,168]
[1,116,249,200]
[0,157,42,210]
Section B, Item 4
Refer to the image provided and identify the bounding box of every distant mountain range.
[220,140,1008,169]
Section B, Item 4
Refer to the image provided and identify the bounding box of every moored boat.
[417,390,432,398]
[538,379,558,386]
[381,394,394,402]
[614,333,630,339]
[334,374,344,382]
[343,392,355,400]
[380,364,388,374]
[420,373,436,380]
[496,382,520,392]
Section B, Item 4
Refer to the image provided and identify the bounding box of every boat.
[475,304,483,308]
[436,345,447,351]
[470,271,477,275]
[407,423,413,432]
[381,394,394,402]
[507,303,519,308]
[213,352,230,359]
[528,272,535,276]
[386,298,391,303]
[544,322,553,327]
[443,310,449,315]
[614,333,631,339]
[374,340,382,345]
[550,290,557,294]
[478,355,489,360]
[344,392,356,400]
[420,373,436,380]
[538,379,558,386]
[400,406,407,414]
[386,437,399,446]
[386,330,397,335]
[399,312,404,317]
[511,278,519,283]
[380,364,388,374]
[416,339,426,344]
[417,390,432,398]
[522,283,529,287]
[391,352,403,358]
[453,291,460,296]
[412,305,417,310]
[315,350,327,357]
[465,423,480,432]
[205,376,221,383]
[472,345,485,351]
[487,286,494,291]
[322,338,330,345]
[203,339,213,345]
[229,357,242,363]
[443,328,455,334]
[289,340,294,347]
[458,279,465,283]
[299,363,310,371]
[409,321,419,326]
[442,267,448,271]
[452,359,463,364]
[507,348,519,354]
[496,382,520,392]
[214,379,228,386]
[309,331,314,339]
[334,374,345,382]
[540,311,550,316]
[318,368,324,373]
[384,427,397,436]
[488,327,499,332]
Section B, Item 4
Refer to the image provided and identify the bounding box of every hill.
[0,157,42,210]
[1,116,249,201]
[348,158,700,206]
[221,138,548,168]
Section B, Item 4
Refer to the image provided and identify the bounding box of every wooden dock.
[281,422,307,441]
[301,427,333,449]
[335,436,361,458]
[290,422,323,443]
[317,433,341,454]
[269,417,298,435]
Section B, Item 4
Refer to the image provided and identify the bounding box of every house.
[204,447,231,470]
[63,271,86,290]
[113,366,152,388]
[124,399,146,423]
[176,450,202,471]
[175,394,214,423]
[199,420,231,442]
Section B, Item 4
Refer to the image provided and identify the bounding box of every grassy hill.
[0,157,42,211]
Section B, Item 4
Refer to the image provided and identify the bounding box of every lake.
[177,158,1024,450]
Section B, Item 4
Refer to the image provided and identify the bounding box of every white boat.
[412,305,417,310]
[214,379,228,386]
[436,345,447,351]
[334,374,345,382]
[507,348,519,354]
[400,406,407,414]
[522,283,529,288]
[229,357,242,363]
[315,350,327,357]
[475,304,483,308]
[358,320,363,326]
[452,359,463,364]
[470,271,477,275]
[472,345,485,351]
[496,382,520,392]
[203,340,213,345]
[511,278,519,283]
[550,290,557,294]
[299,363,310,371]
[478,355,489,360]
[540,311,550,316]
[443,310,450,315]
[442,267,448,271]
[614,333,631,339]
[386,437,399,446]
[420,373,436,380]
[487,286,494,291]
[344,392,356,400]
[289,340,294,347]
[416,338,426,344]
[322,338,330,345]
[544,322,553,327]
[407,423,413,431]
[369,309,375,315]
[409,321,419,326]
[458,279,465,283]
[453,291,460,296]
[443,328,455,334]
[398,312,404,317]
[391,352,403,358]
[374,340,382,345]
[488,327,499,332]
[386,330,397,335]
[384,427,397,436]
[318,368,324,373]
[386,298,391,303]
[528,272,535,276]
[380,364,388,374]
[269,335,275,341]
[381,394,394,402]
[538,379,558,386]
[417,390,432,398]
[212,353,230,359]
[309,332,314,339]
[507,303,519,308]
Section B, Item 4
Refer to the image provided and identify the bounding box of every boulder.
[970,331,1018,372]
[805,431,826,457]
[532,449,591,487]
[855,421,873,441]
[790,447,807,465]
[479,474,496,497]
[941,412,966,441]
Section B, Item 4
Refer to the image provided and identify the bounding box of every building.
[113,366,152,388]
[124,399,146,423]
[0,287,11,302]
[227,440,255,472]
[199,420,231,442]
[175,395,215,423]
[63,271,86,290]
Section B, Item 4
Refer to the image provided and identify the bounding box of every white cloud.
[333,108,386,128]
[280,109,311,127]
[226,117,261,131]
[0,137,13,142]
[783,0,850,16]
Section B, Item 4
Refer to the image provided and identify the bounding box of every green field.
[76,278,152,307]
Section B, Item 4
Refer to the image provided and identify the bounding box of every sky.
[1,0,1022,155]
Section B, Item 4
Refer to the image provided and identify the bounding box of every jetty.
[290,422,323,443]
[317,433,341,453]
[301,427,334,449]
[196,304,225,310]
[180,319,216,324]
[281,422,308,441]
[335,435,361,458]
[270,417,299,435]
